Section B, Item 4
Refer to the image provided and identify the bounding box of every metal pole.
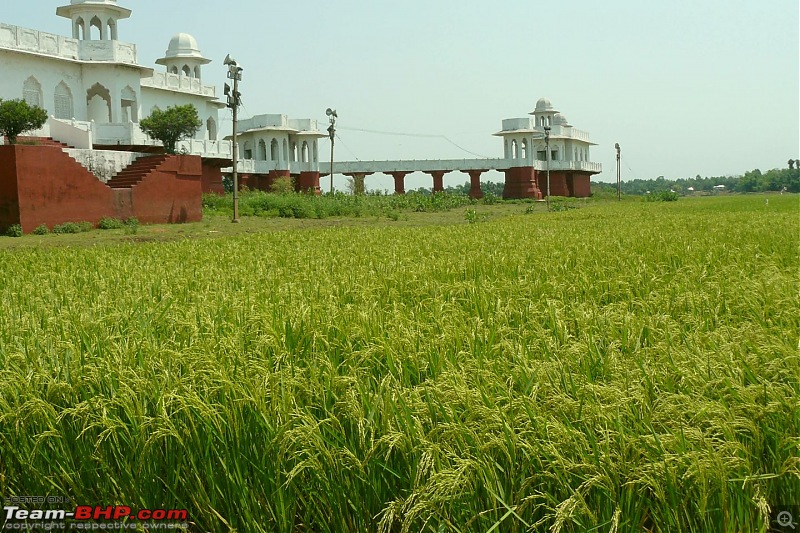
[232,71,239,222]
[327,112,336,194]
[329,137,334,194]
[544,126,551,210]
[615,143,621,201]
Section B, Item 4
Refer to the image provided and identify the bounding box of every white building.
[493,97,599,172]
[0,0,229,160]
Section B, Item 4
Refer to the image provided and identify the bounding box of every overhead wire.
[337,125,491,159]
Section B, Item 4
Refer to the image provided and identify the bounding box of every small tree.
[0,99,48,144]
[139,104,201,154]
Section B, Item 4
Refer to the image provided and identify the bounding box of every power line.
[335,133,361,161]
[337,125,491,159]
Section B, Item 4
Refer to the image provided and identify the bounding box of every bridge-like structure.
[321,158,601,198]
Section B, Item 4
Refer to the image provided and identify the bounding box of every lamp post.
[615,143,621,200]
[224,54,243,222]
[326,108,337,194]
[544,125,551,210]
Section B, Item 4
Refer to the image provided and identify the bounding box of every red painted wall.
[0,145,203,233]
[296,172,321,194]
[535,171,570,197]
[502,166,542,199]
[129,155,202,224]
[200,160,226,195]
[572,173,591,197]
[0,147,21,231]
[5,145,115,232]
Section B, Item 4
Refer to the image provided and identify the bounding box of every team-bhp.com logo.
[4,504,189,529]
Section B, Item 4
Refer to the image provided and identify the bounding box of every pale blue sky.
[5,1,799,189]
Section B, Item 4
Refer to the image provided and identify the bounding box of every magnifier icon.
[777,511,796,529]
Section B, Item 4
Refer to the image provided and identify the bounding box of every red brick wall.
[535,171,570,197]
[129,155,202,224]
[572,173,591,197]
[200,160,225,195]
[296,172,321,195]
[0,147,21,231]
[0,145,203,233]
[4,145,115,232]
[502,166,542,199]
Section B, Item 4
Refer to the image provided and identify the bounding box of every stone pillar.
[466,170,485,200]
[389,172,410,195]
[343,172,372,195]
[502,166,542,200]
[426,170,447,193]
[297,171,321,195]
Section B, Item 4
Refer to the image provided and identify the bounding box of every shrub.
[5,224,22,237]
[98,217,124,230]
[270,176,295,195]
[645,190,680,202]
[53,222,82,234]
[124,217,140,235]
[481,192,499,205]
[32,224,49,235]
[77,221,93,233]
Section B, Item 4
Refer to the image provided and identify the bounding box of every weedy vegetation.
[0,195,797,532]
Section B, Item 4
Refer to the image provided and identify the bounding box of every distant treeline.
[594,167,800,195]
[438,167,799,197]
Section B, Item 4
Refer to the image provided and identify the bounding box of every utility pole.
[615,143,621,200]
[544,125,551,210]
[326,108,337,194]
[225,54,243,222]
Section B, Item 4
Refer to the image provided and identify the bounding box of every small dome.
[69,0,120,5]
[553,113,569,126]
[164,33,202,59]
[535,97,554,112]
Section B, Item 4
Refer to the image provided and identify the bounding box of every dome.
[156,33,211,65]
[165,33,202,59]
[553,113,570,126]
[535,97,554,112]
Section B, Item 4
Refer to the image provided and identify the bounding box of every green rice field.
[0,195,798,532]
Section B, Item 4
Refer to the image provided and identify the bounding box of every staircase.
[105,155,171,189]
[5,136,72,148]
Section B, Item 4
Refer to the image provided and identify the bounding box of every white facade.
[0,0,228,159]
[233,114,327,175]
[493,97,597,170]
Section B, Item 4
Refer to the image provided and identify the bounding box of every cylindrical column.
[467,170,485,200]
[427,171,447,193]
[389,172,409,195]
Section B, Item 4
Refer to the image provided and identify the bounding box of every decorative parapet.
[0,23,137,64]
[140,72,216,98]
[532,160,602,172]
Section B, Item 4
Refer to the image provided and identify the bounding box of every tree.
[0,99,48,145]
[139,104,201,154]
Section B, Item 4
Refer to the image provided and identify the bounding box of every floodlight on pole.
[615,143,621,201]
[326,108,337,194]
[225,55,243,222]
[544,125,551,210]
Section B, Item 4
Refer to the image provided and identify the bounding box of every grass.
[0,195,797,532]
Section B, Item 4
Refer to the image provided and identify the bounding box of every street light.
[544,125,551,210]
[615,143,621,200]
[224,54,243,222]
[326,108,337,193]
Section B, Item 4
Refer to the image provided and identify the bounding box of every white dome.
[553,113,569,126]
[535,97,554,112]
[156,32,211,66]
[164,33,202,59]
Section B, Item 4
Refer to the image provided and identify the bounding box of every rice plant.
[0,195,797,532]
